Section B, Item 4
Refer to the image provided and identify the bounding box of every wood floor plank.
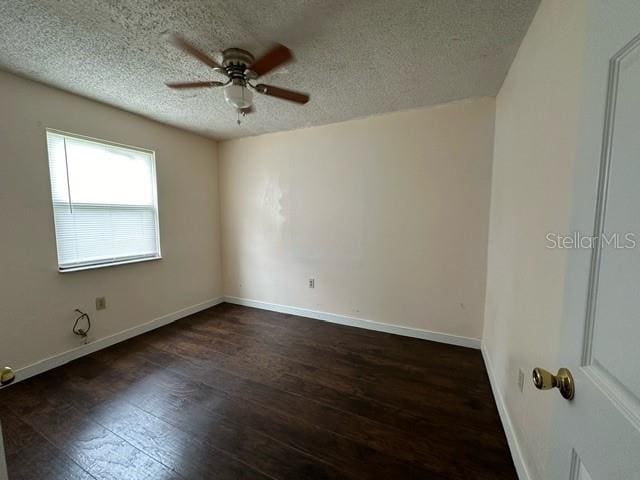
[23,404,179,480]
[0,412,95,480]
[88,399,273,480]
[0,303,516,479]
[134,327,513,479]
[179,314,482,389]
[30,355,352,480]
[89,349,447,479]
[200,305,481,373]
[136,326,502,447]
[181,316,492,412]
[143,320,502,433]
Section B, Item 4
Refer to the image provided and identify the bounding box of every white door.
[0,422,7,480]
[542,1,640,479]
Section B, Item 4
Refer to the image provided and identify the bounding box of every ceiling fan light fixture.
[224,81,253,109]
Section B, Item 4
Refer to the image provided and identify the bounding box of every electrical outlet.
[96,297,107,310]
[517,368,525,392]
[308,278,315,289]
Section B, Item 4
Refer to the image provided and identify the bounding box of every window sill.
[58,256,162,273]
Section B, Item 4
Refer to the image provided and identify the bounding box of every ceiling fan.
[166,34,309,123]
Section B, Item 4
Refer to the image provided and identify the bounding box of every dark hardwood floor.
[0,303,516,479]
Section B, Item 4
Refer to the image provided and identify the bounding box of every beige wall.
[219,98,495,341]
[0,70,222,371]
[483,1,587,478]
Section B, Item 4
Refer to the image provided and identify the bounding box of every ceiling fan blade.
[169,34,221,69]
[255,84,309,104]
[166,81,225,89]
[249,44,293,77]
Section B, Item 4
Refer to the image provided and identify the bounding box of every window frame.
[45,128,162,273]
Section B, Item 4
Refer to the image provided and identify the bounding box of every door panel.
[570,452,594,480]
[551,1,640,479]
[588,33,640,408]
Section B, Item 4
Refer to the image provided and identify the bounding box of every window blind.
[46,130,161,271]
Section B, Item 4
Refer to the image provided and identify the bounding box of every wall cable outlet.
[96,297,107,310]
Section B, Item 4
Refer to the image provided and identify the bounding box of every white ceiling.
[0,0,539,140]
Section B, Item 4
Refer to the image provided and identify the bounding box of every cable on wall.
[73,309,91,338]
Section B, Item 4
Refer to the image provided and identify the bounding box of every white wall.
[219,98,495,342]
[482,1,588,478]
[0,70,222,372]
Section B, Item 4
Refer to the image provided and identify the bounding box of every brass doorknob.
[532,367,575,400]
[0,366,15,386]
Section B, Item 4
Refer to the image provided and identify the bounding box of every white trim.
[45,127,155,154]
[224,296,481,349]
[58,254,162,273]
[481,342,531,480]
[0,421,7,480]
[3,297,224,387]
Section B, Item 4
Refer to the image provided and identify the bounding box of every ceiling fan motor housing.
[222,48,255,78]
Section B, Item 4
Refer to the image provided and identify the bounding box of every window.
[46,130,161,272]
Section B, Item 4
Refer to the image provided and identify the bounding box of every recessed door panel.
[583,34,640,423]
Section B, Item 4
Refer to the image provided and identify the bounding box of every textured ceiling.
[0,0,539,140]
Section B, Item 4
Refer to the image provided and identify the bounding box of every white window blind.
[46,130,161,271]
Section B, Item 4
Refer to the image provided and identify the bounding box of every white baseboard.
[481,342,531,480]
[0,419,7,480]
[224,296,481,349]
[6,297,224,387]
